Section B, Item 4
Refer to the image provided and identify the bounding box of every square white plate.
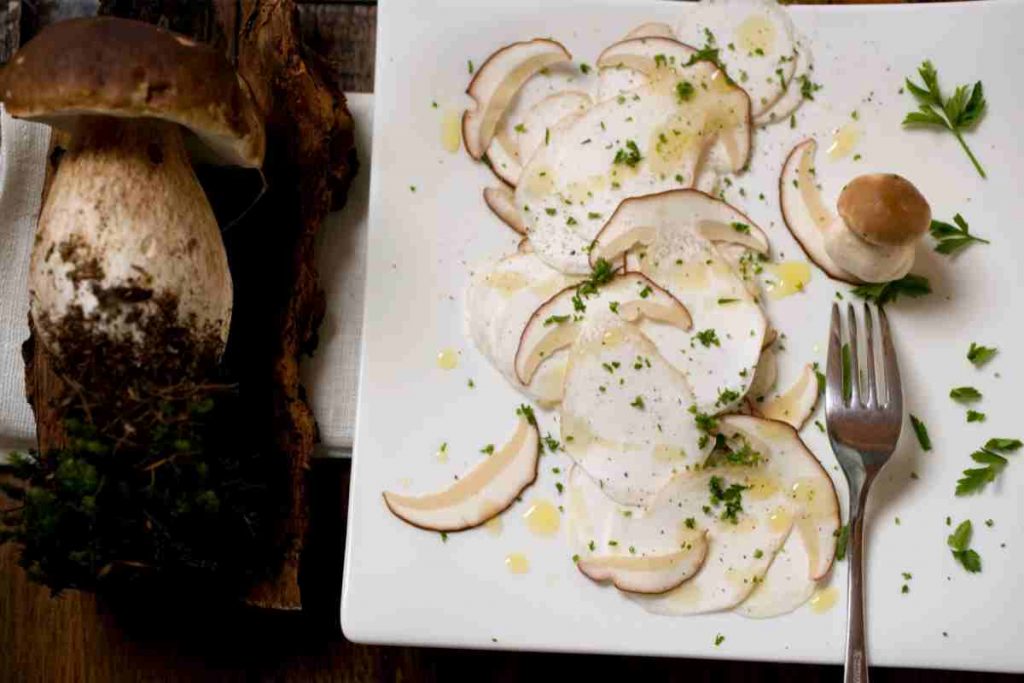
[343,0,1024,672]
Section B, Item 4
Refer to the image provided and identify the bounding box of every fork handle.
[844,508,869,683]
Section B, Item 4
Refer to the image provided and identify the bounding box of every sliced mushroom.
[514,273,691,385]
[485,133,523,186]
[622,22,676,41]
[755,364,819,430]
[462,38,572,159]
[382,415,540,532]
[779,139,861,284]
[483,185,526,234]
[518,91,593,166]
[736,527,819,618]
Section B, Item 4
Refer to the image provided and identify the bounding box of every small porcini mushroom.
[0,18,264,375]
[837,173,931,248]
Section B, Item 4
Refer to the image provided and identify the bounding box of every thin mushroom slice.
[462,38,572,159]
[755,363,819,429]
[588,189,767,413]
[485,134,523,187]
[736,525,818,618]
[780,139,861,284]
[753,41,813,126]
[715,415,840,580]
[631,414,839,614]
[747,346,778,399]
[383,415,540,532]
[518,91,593,166]
[514,273,691,386]
[561,313,711,506]
[483,185,525,234]
[518,45,752,274]
[567,465,708,594]
[622,22,676,41]
[465,252,581,404]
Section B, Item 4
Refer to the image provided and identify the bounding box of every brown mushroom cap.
[0,17,264,168]
[836,173,931,247]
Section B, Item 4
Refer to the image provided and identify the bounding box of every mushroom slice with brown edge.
[629,415,839,615]
[622,22,677,40]
[567,465,708,594]
[514,272,691,386]
[382,415,540,532]
[588,189,767,413]
[755,363,819,430]
[462,38,572,160]
[0,18,264,373]
[779,139,860,284]
[595,37,753,177]
[485,134,522,187]
[483,184,525,234]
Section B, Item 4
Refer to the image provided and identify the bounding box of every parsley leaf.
[709,476,748,524]
[834,524,850,561]
[543,314,571,326]
[695,329,721,348]
[612,139,643,168]
[903,60,987,178]
[985,438,1022,452]
[930,214,989,255]
[851,274,931,305]
[967,342,997,367]
[950,386,982,403]
[966,410,986,423]
[947,520,982,572]
[955,446,1012,496]
[910,414,932,451]
[676,80,695,102]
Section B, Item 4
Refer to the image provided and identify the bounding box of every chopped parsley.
[579,62,591,74]
[555,482,564,495]
[717,298,738,305]
[684,517,696,529]
[467,60,474,74]
[834,525,850,561]
[543,434,562,452]
[513,123,526,134]
[910,415,932,451]
[613,139,643,168]
[753,549,764,559]
[709,476,748,524]
[714,634,725,647]
[545,207,557,216]
[716,388,740,408]
[947,520,981,572]
[543,314,571,326]
[730,221,751,234]
[587,211,603,220]
[689,405,718,449]
[724,437,762,467]
[480,443,495,455]
[638,285,653,298]
[949,386,982,403]
[967,342,997,367]
[566,216,578,226]
[955,438,1020,495]
[630,396,646,410]
[516,404,538,428]
[695,329,721,348]
[967,410,986,423]
[930,214,989,255]
[851,274,931,305]
[441,531,449,543]
[799,74,822,100]
[676,80,695,102]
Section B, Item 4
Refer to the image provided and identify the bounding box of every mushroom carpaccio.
[0,17,264,381]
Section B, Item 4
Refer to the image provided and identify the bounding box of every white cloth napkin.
[0,94,373,458]
[0,109,50,453]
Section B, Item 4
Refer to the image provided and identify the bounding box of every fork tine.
[825,303,844,415]
[846,304,860,407]
[863,303,877,408]
[878,306,902,413]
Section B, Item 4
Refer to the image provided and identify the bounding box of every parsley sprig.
[903,60,987,178]
[967,342,997,367]
[947,520,981,573]
[930,214,989,255]
[851,274,931,305]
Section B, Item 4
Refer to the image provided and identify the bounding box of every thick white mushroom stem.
[30,117,232,368]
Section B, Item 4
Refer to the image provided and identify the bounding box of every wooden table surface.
[1,2,1017,681]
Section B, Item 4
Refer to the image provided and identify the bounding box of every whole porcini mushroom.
[0,17,264,378]
[821,173,931,283]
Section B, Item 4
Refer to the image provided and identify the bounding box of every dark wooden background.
[0,1,1016,681]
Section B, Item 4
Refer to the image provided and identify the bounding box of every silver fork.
[825,303,903,683]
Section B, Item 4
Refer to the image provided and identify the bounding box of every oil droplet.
[484,516,503,537]
[826,123,861,160]
[485,270,529,296]
[436,348,458,370]
[744,474,781,501]
[767,261,812,300]
[736,14,776,55]
[441,110,461,153]
[523,499,560,537]
[809,585,839,614]
[505,552,529,574]
[768,506,794,533]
